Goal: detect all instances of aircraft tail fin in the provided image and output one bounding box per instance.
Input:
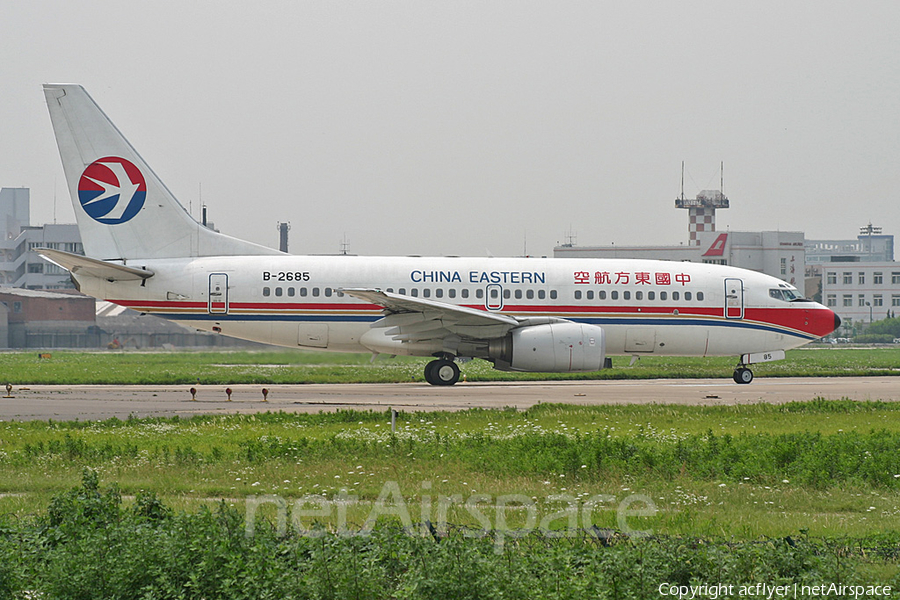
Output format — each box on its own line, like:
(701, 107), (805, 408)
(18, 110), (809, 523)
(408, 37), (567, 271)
(43, 84), (281, 261)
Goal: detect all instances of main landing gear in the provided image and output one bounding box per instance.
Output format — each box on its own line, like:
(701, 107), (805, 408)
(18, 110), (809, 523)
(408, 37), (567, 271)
(424, 358), (460, 386)
(733, 365), (753, 384)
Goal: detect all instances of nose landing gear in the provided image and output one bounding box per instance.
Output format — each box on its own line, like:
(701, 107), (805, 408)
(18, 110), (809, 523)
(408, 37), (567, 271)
(733, 366), (753, 384)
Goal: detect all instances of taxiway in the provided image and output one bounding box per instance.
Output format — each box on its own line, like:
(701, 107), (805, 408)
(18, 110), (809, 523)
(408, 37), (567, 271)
(0, 377), (897, 421)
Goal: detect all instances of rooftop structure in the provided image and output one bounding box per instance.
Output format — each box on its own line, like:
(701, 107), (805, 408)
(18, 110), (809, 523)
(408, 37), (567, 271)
(675, 163), (729, 246)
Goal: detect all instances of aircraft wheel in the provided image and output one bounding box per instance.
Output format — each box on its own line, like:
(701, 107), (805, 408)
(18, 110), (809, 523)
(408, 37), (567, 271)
(733, 367), (753, 384)
(424, 360), (439, 385)
(425, 359), (460, 386)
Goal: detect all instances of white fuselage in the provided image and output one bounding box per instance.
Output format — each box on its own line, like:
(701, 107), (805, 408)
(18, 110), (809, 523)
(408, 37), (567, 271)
(78, 255), (836, 358)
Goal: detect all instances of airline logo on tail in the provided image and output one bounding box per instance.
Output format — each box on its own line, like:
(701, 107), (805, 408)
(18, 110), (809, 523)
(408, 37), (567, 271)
(702, 233), (728, 257)
(77, 157), (147, 224)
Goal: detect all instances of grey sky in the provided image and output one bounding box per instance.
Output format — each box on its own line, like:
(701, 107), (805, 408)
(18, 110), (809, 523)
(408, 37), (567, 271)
(2, 1), (899, 257)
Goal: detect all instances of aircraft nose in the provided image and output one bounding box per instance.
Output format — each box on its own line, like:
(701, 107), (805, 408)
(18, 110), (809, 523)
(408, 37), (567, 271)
(833, 311), (842, 331)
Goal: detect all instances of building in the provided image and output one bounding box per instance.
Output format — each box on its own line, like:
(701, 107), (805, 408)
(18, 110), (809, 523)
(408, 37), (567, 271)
(0, 188), (84, 289)
(555, 230), (806, 287)
(821, 262), (900, 326)
(0, 287), (97, 348)
(555, 186), (805, 286)
(806, 224), (894, 265)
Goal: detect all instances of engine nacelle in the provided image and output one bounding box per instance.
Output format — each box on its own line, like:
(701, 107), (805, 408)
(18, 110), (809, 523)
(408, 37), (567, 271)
(489, 322), (606, 373)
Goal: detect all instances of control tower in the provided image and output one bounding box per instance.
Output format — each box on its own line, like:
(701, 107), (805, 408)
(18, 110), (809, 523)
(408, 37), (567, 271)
(675, 163), (729, 245)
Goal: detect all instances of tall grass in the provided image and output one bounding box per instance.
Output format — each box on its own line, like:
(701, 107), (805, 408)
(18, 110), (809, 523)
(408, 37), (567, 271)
(2, 402), (900, 542)
(0, 471), (895, 597)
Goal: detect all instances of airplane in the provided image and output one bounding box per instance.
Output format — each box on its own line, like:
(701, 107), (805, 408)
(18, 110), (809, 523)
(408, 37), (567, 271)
(39, 84), (840, 386)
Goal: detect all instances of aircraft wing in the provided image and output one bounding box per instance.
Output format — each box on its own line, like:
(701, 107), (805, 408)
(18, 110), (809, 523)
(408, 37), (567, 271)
(341, 288), (520, 343)
(37, 248), (154, 282)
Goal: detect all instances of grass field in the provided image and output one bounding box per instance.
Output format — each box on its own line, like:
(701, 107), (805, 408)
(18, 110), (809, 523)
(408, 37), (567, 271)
(0, 345), (898, 385)
(1, 347), (899, 592)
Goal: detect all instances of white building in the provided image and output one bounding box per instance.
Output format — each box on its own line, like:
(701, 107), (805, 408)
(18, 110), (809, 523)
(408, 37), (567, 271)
(821, 262), (900, 325)
(806, 230), (893, 264)
(555, 229), (806, 287)
(0, 188), (84, 289)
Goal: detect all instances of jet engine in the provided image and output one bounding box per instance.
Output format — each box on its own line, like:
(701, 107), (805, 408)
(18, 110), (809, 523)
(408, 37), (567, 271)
(488, 322), (606, 373)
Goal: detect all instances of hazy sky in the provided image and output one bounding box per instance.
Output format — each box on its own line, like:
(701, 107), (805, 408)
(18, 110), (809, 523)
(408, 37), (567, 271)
(2, 1), (899, 257)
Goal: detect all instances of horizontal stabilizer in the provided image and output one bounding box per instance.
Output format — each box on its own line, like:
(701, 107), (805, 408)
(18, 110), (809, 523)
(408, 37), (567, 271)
(37, 248), (154, 282)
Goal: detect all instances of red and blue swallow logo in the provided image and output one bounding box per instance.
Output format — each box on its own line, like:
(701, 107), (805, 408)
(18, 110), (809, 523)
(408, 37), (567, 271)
(77, 157), (147, 224)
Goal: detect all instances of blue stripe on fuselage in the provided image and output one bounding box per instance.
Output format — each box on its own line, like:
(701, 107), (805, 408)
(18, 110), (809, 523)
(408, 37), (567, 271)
(152, 312), (817, 341)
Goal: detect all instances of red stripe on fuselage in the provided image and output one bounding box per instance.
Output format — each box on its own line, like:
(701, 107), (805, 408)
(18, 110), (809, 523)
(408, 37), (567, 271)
(108, 298), (834, 338)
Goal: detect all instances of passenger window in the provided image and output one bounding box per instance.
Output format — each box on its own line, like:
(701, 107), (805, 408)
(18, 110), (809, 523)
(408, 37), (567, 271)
(697, 292), (704, 301)
(660, 291), (667, 301)
(476, 289), (484, 299)
(448, 289), (456, 299)
(587, 290), (594, 300)
(599, 291), (606, 300)
(436, 289), (443, 298)
(275, 287), (283, 297)
(300, 288), (308, 297)
(288, 287), (295, 297)
(324, 288), (332, 297)
(575, 290), (582, 300)
(423, 289), (431, 298)
(648, 291), (655, 301)
(263, 287), (271, 297)
(538, 290), (546, 300)
(515, 289), (522, 299)
(526, 290), (534, 300)
(685, 292), (692, 301)
(411, 289), (419, 297)
(398, 288), (406, 295)
(503, 290), (511, 299)
(623, 291), (631, 300)
(312, 288), (320, 297)
(462, 289), (469, 299)
(611, 291), (619, 300)
(673, 291), (680, 301)
(550, 290), (558, 300)
(635, 291), (642, 300)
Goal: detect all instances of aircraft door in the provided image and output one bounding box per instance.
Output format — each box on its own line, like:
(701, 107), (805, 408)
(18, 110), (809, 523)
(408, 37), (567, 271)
(209, 273), (229, 314)
(724, 278), (744, 319)
(485, 284), (504, 311)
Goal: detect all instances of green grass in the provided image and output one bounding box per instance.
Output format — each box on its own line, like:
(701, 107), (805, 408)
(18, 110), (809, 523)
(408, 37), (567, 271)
(4, 472), (893, 597)
(0, 345), (898, 384)
(1, 402), (899, 588)
(2, 402), (900, 546)
(1, 349), (898, 587)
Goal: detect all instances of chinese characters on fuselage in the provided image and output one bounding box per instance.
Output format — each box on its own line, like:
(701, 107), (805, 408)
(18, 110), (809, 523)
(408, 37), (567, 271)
(573, 271), (691, 286)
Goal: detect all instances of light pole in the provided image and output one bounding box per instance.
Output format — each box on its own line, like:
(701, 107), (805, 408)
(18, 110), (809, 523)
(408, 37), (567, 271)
(866, 301), (873, 324)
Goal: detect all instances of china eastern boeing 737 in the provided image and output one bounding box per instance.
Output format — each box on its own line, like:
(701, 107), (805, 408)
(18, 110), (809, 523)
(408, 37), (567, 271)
(39, 84), (840, 385)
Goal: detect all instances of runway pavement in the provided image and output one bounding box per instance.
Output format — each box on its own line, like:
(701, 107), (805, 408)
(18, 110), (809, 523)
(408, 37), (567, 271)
(0, 377), (897, 421)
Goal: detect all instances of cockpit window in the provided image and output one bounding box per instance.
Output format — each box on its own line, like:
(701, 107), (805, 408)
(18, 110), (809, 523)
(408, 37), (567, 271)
(770, 288), (804, 302)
